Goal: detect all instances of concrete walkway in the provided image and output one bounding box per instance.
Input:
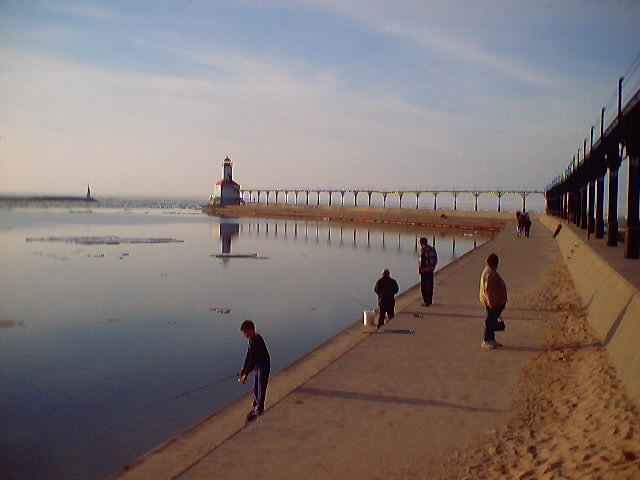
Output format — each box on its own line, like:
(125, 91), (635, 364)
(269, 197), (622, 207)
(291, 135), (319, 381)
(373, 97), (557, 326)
(116, 219), (561, 480)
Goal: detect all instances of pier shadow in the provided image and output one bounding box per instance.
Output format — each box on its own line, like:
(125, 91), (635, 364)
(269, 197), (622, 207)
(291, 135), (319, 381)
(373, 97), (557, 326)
(381, 329), (415, 334)
(501, 342), (602, 353)
(404, 310), (541, 322)
(403, 311), (485, 320)
(296, 387), (504, 413)
(500, 345), (547, 353)
(361, 329), (415, 335)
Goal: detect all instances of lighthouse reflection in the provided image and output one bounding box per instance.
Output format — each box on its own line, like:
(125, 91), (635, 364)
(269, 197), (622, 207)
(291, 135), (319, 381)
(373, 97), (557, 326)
(217, 221), (240, 263)
(215, 219), (490, 257)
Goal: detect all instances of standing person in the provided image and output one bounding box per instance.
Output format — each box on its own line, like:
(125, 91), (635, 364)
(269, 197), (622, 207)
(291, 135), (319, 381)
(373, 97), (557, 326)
(523, 212), (532, 238)
(238, 320), (271, 422)
(479, 253), (508, 349)
(418, 237), (438, 306)
(373, 268), (399, 329)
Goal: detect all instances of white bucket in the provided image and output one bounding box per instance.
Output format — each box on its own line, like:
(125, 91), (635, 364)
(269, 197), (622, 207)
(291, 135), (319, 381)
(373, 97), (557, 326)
(363, 310), (377, 327)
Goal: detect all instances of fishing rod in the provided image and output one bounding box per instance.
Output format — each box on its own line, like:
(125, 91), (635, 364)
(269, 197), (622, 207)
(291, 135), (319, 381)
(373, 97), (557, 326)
(136, 372), (240, 414)
(335, 289), (376, 311)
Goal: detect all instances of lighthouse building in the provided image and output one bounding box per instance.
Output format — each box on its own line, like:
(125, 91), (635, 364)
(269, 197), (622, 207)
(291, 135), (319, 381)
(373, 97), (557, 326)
(210, 157), (241, 206)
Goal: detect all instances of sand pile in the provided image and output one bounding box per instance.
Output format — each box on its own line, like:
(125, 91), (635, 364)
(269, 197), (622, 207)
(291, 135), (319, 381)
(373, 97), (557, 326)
(439, 265), (640, 480)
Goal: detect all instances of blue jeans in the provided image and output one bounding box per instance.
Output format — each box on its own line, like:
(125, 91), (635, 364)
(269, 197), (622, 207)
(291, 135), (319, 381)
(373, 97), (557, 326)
(252, 364), (270, 414)
(484, 304), (505, 342)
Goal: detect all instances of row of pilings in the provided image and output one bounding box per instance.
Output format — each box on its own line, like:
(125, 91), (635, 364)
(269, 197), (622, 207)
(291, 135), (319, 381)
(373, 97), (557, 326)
(546, 76), (640, 259)
(239, 189), (544, 213)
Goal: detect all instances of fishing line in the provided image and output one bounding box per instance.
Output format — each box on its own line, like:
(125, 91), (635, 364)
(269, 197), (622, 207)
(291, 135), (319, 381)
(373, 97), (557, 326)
(136, 373), (239, 414)
(334, 289), (376, 311)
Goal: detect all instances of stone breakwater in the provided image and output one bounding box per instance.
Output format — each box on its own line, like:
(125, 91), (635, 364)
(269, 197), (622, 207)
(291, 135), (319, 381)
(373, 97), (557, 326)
(202, 204), (509, 232)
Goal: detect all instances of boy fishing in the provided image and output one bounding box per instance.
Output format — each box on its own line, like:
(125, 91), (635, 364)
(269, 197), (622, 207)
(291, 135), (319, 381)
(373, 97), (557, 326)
(238, 320), (271, 422)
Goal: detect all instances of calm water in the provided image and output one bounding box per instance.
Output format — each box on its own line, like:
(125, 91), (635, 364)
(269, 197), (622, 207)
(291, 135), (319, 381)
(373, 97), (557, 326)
(0, 207), (491, 479)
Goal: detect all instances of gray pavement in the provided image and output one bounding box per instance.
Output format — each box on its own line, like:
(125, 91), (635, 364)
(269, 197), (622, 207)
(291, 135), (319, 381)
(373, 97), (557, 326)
(170, 220), (561, 480)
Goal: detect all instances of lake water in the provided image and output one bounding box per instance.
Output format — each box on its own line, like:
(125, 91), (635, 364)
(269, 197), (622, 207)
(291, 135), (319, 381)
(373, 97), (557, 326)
(0, 206), (491, 479)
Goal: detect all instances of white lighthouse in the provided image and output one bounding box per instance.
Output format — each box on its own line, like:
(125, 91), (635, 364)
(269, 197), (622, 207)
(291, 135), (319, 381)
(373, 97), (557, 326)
(210, 156), (241, 206)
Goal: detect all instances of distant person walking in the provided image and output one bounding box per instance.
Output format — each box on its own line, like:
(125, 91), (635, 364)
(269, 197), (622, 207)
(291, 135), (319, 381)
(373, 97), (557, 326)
(479, 253), (508, 350)
(418, 237), (438, 306)
(373, 268), (399, 329)
(516, 211), (524, 237)
(523, 212), (532, 238)
(238, 320), (271, 422)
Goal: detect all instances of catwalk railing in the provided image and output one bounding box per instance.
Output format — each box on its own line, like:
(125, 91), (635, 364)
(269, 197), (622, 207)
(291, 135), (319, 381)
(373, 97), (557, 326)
(546, 52), (640, 259)
(238, 188), (544, 213)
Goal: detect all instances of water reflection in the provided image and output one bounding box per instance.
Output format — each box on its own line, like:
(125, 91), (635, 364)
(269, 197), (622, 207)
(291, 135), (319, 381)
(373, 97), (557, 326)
(219, 220), (487, 258)
(218, 222), (240, 262)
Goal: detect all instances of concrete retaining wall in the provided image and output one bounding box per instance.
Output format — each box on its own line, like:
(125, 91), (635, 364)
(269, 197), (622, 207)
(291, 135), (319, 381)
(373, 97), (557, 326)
(539, 215), (640, 408)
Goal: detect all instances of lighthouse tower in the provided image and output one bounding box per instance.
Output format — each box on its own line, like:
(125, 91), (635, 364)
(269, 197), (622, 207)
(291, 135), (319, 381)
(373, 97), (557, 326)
(210, 157), (241, 206)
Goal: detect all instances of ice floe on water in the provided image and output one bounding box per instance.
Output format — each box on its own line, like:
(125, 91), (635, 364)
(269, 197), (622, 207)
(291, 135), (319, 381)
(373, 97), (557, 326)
(31, 251), (70, 260)
(25, 236), (184, 245)
(0, 319), (25, 329)
(209, 307), (232, 314)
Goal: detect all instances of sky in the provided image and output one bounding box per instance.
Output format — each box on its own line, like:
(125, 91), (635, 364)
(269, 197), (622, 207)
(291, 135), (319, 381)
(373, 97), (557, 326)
(1, 1), (639, 198)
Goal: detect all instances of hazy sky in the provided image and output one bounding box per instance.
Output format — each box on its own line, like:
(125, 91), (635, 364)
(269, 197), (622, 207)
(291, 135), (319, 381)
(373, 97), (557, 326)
(1, 1), (639, 197)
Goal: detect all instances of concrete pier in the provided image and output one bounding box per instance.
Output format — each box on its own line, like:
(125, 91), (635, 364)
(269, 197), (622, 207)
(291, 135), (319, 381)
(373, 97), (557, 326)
(112, 217), (553, 479)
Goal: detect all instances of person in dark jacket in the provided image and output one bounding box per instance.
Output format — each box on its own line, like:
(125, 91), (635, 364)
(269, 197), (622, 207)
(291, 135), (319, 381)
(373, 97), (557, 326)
(418, 237), (438, 306)
(238, 320), (271, 422)
(523, 212), (532, 238)
(373, 268), (399, 329)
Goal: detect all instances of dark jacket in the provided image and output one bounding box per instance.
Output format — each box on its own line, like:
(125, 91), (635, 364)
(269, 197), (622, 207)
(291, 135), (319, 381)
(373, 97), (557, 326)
(374, 275), (399, 306)
(241, 334), (270, 376)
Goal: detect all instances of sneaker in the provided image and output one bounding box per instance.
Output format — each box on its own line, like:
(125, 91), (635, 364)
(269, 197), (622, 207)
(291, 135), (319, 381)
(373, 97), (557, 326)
(246, 410), (258, 422)
(493, 341), (503, 348)
(481, 341), (497, 349)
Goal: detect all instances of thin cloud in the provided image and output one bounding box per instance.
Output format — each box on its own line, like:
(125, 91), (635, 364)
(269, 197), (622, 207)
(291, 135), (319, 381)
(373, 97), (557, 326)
(0, 47), (463, 193)
(381, 24), (555, 88)
(300, 0), (557, 88)
(41, 1), (126, 22)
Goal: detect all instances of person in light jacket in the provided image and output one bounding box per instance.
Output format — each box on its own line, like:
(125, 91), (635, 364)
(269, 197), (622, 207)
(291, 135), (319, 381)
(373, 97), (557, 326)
(479, 253), (508, 349)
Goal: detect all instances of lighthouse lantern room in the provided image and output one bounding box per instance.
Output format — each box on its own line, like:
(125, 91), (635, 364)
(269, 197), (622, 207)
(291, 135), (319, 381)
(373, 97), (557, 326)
(210, 156), (241, 206)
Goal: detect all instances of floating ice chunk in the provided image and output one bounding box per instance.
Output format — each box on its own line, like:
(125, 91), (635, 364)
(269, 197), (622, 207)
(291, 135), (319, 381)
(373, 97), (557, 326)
(209, 307), (232, 314)
(26, 236), (184, 245)
(211, 253), (258, 258)
(0, 319), (25, 328)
